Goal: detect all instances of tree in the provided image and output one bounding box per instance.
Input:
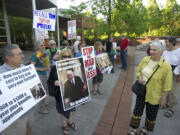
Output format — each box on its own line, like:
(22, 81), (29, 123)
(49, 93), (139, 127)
(161, 0), (180, 35)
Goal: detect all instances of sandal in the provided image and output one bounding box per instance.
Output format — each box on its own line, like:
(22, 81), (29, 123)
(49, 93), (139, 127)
(164, 109), (174, 118)
(93, 90), (97, 95)
(68, 122), (78, 131)
(139, 128), (148, 135)
(62, 126), (70, 135)
(160, 104), (168, 109)
(97, 89), (102, 95)
(128, 129), (137, 135)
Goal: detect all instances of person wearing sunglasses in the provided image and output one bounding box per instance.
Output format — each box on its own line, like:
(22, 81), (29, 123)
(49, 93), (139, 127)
(45, 40), (59, 66)
(48, 48), (78, 135)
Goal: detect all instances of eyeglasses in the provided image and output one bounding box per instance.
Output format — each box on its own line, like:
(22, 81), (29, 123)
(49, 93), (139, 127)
(62, 55), (71, 58)
(40, 45), (45, 47)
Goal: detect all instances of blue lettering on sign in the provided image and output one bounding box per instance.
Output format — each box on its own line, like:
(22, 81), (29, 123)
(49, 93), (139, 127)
(49, 13), (56, 19)
(37, 23), (52, 30)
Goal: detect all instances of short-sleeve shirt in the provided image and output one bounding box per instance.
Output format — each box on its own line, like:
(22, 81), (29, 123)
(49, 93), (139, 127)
(0, 63), (24, 74)
(31, 52), (47, 75)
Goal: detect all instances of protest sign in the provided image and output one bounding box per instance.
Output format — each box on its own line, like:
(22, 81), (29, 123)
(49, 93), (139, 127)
(81, 46), (96, 80)
(33, 10), (56, 31)
(35, 29), (49, 40)
(96, 53), (113, 74)
(0, 64), (46, 132)
(56, 57), (90, 111)
(68, 20), (76, 40)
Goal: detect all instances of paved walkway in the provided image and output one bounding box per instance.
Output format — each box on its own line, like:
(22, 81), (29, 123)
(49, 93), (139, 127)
(22, 47), (180, 135)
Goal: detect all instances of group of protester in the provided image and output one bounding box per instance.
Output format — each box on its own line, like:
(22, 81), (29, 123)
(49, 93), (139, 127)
(128, 36), (180, 135)
(0, 35), (179, 135)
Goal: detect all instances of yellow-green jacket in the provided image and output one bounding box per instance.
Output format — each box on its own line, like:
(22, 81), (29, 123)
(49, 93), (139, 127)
(137, 56), (172, 105)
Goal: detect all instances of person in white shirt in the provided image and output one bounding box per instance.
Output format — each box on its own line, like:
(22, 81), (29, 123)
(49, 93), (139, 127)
(162, 36), (180, 117)
(73, 36), (81, 55)
(112, 38), (117, 59)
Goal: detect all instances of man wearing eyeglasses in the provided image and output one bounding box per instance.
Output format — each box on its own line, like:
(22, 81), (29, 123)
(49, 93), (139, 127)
(0, 44), (32, 135)
(64, 70), (88, 105)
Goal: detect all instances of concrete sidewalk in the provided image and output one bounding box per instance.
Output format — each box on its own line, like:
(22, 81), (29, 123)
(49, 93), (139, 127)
(23, 48), (180, 135)
(130, 49), (180, 135)
(29, 59), (122, 135)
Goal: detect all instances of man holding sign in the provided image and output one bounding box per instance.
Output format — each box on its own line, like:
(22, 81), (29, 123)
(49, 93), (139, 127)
(0, 44), (32, 135)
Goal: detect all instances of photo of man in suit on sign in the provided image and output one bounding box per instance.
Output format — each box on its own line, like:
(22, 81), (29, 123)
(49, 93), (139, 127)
(31, 83), (45, 100)
(64, 70), (88, 104)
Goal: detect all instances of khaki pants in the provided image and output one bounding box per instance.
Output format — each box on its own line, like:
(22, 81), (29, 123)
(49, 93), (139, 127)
(167, 75), (180, 109)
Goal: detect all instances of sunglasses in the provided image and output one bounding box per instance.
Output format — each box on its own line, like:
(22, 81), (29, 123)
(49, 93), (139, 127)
(62, 55), (71, 58)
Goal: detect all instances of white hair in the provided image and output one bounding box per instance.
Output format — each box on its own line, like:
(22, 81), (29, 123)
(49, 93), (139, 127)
(67, 70), (73, 75)
(35, 40), (45, 50)
(76, 36), (81, 41)
(150, 40), (166, 52)
(48, 40), (56, 46)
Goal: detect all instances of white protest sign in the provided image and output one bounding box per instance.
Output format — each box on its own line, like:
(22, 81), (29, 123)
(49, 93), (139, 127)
(81, 46), (96, 80)
(96, 53), (113, 74)
(56, 58), (90, 111)
(35, 29), (49, 40)
(0, 64), (46, 132)
(33, 10), (56, 31)
(68, 20), (76, 40)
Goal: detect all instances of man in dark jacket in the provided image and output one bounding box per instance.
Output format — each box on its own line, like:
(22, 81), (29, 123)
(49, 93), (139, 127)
(64, 70), (87, 103)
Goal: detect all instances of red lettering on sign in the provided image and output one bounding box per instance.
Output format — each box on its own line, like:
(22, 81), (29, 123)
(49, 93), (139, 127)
(83, 47), (93, 56)
(87, 69), (96, 79)
(85, 58), (94, 68)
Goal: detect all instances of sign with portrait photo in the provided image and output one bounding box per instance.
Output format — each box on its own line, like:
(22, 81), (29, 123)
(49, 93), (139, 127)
(0, 64), (46, 132)
(81, 46), (96, 80)
(96, 53), (113, 74)
(56, 57), (90, 111)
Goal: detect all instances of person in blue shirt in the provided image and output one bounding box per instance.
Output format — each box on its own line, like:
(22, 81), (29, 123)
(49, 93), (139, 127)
(74, 43), (86, 57)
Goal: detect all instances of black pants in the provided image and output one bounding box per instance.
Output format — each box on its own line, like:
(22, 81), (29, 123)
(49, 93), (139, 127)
(130, 95), (159, 131)
(109, 54), (114, 72)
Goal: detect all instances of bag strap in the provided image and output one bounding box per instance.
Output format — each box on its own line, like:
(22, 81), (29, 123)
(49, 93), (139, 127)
(145, 60), (164, 86)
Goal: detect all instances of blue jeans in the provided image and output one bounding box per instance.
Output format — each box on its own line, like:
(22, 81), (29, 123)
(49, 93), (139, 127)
(120, 50), (128, 68)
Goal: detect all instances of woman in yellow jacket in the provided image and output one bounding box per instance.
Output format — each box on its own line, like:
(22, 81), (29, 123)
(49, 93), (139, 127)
(128, 41), (172, 135)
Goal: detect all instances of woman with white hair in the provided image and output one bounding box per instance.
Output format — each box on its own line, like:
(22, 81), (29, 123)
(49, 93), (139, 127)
(128, 41), (172, 135)
(31, 40), (50, 114)
(162, 36), (180, 117)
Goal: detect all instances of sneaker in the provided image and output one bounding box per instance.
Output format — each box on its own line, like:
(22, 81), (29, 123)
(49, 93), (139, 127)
(39, 110), (49, 114)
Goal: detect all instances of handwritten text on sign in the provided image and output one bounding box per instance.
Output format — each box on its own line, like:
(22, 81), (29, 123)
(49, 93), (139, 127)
(68, 20), (76, 40)
(0, 64), (46, 132)
(82, 47), (96, 80)
(33, 10), (56, 31)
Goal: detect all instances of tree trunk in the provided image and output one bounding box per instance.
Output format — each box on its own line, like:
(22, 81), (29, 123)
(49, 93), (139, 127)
(108, 0), (112, 38)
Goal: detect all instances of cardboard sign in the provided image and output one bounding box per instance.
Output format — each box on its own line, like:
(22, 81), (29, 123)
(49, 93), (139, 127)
(81, 46), (96, 80)
(96, 53), (113, 74)
(68, 20), (76, 40)
(33, 10), (56, 31)
(56, 57), (90, 111)
(0, 65), (46, 132)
